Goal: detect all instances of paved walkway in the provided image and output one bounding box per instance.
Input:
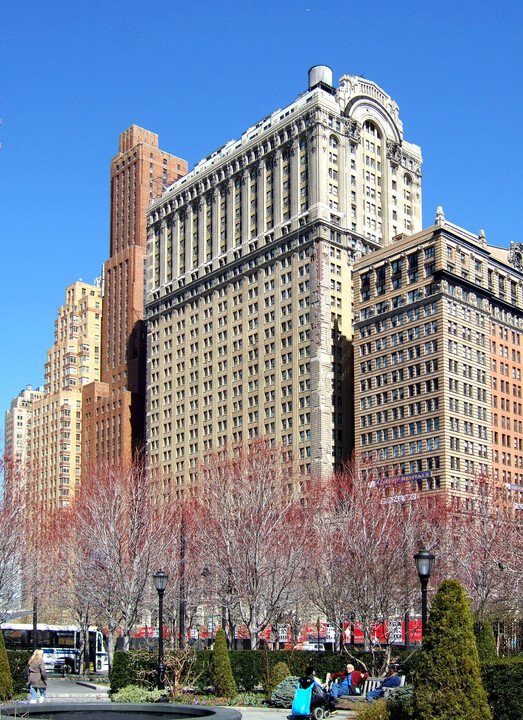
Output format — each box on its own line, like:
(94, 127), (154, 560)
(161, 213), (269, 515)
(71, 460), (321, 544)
(12, 677), (358, 718)
(25, 676), (111, 703)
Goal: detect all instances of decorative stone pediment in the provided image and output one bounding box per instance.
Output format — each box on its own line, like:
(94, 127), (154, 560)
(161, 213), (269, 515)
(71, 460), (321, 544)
(508, 242), (523, 271)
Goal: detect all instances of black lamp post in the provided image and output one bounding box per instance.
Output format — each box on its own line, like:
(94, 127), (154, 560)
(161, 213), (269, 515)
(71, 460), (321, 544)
(153, 569), (168, 690)
(414, 549), (435, 639)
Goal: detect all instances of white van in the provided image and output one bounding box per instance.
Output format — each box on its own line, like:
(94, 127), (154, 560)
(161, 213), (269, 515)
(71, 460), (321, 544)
(301, 641), (326, 652)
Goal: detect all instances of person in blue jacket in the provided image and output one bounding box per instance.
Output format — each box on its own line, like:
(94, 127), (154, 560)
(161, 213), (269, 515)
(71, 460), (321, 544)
(366, 668), (401, 703)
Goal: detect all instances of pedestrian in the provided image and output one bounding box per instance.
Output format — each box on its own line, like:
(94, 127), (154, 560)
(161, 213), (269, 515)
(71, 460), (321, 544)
(27, 649), (48, 703)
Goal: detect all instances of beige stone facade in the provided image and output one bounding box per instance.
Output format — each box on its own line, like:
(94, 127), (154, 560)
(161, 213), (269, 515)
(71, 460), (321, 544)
(3, 385), (44, 504)
(28, 281), (102, 509)
(353, 210), (523, 516)
(145, 68), (422, 497)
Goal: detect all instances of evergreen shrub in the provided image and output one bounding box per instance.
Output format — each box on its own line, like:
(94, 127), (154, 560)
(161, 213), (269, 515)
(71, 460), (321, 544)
(475, 620), (497, 664)
(265, 660), (290, 699)
(411, 579), (492, 720)
(110, 651), (137, 692)
(0, 630), (14, 701)
(270, 675), (299, 708)
(212, 628), (237, 698)
(482, 657), (523, 720)
(6, 650), (31, 695)
(387, 685), (413, 720)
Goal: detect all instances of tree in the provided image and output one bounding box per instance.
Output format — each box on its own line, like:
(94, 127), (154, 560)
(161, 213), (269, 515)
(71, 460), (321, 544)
(63, 457), (179, 667)
(44, 506), (96, 673)
(212, 627), (236, 698)
(307, 460), (417, 656)
(449, 472), (514, 620)
(192, 439), (310, 649)
(0, 500), (23, 624)
(412, 579), (492, 720)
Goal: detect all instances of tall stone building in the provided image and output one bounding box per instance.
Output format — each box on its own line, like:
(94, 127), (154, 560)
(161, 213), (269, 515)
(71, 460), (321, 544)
(145, 67), (423, 497)
(27, 280), (102, 510)
(353, 208), (523, 517)
(82, 126), (188, 469)
(3, 385), (44, 504)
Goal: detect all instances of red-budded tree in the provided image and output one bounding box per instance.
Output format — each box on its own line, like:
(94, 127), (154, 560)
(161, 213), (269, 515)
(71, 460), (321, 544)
(60, 458), (180, 666)
(449, 472), (515, 621)
(0, 499), (23, 624)
(306, 456), (452, 659)
(191, 438), (311, 649)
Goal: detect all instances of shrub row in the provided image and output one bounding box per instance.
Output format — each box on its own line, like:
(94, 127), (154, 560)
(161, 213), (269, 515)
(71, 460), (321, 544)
(111, 648), (523, 718)
(111, 648), (413, 693)
(482, 656), (523, 720)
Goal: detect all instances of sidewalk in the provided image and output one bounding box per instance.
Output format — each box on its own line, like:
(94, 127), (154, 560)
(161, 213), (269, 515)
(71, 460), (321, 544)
(15, 678), (358, 718)
(31, 676), (111, 702)
(238, 709), (357, 720)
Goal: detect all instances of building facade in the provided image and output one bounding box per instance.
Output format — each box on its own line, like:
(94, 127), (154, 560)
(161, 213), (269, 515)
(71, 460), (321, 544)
(28, 280), (102, 510)
(144, 67), (423, 497)
(353, 209), (523, 516)
(3, 385), (44, 503)
(82, 126), (188, 469)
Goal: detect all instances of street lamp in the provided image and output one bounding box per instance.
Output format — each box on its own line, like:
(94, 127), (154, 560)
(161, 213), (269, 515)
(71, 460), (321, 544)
(153, 569), (168, 690)
(414, 549), (435, 639)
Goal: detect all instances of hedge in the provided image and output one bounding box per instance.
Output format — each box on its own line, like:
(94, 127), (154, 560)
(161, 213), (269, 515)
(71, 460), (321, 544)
(111, 648), (412, 693)
(110, 647), (523, 714)
(482, 657), (523, 720)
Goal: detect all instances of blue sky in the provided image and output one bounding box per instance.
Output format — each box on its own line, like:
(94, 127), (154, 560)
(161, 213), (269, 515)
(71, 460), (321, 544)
(1, 0), (522, 429)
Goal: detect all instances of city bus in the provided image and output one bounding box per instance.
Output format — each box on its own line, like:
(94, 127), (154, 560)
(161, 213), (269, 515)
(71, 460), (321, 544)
(1, 623), (108, 674)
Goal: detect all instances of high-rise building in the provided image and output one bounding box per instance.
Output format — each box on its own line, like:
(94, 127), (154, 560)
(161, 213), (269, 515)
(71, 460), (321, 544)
(3, 385), (44, 504)
(353, 208), (523, 517)
(28, 280), (102, 510)
(82, 126), (188, 469)
(144, 67), (423, 497)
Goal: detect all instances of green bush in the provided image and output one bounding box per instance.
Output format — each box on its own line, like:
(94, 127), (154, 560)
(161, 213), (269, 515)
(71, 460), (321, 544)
(411, 579), (492, 720)
(356, 699), (390, 720)
(265, 660), (290, 699)
(387, 685), (413, 720)
(270, 675), (299, 708)
(475, 620), (497, 664)
(6, 650), (31, 695)
(0, 630), (14, 701)
(112, 684), (166, 703)
(482, 656), (523, 720)
(229, 651), (260, 691)
(212, 628), (237, 698)
(111, 651), (139, 692)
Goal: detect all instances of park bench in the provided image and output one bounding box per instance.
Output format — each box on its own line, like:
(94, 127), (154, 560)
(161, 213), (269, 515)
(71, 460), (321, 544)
(326, 673), (406, 703)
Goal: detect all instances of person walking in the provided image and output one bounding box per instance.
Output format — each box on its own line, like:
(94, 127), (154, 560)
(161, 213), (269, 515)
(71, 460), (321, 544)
(27, 649), (48, 703)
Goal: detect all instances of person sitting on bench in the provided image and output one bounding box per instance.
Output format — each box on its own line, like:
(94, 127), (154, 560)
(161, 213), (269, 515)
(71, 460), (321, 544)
(366, 668), (401, 703)
(330, 663), (368, 701)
